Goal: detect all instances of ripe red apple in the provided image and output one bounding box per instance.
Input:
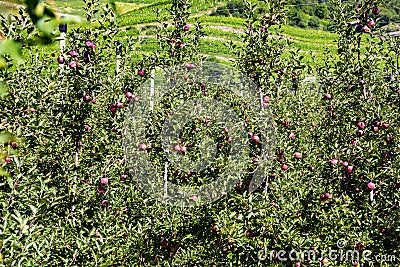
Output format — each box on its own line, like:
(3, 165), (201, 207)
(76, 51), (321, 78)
(83, 95), (91, 102)
(281, 164), (288, 171)
(70, 50), (78, 57)
(325, 93), (332, 99)
(253, 157), (259, 163)
(212, 225), (219, 232)
(289, 133), (295, 140)
(101, 177), (108, 185)
(69, 61), (79, 69)
(180, 146), (187, 153)
(139, 144), (147, 151)
(383, 123), (390, 129)
(179, 43), (185, 49)
(294, 152), (302, 159)
(184, 63), (195, 69)
(11, 142), (18, 149)
(101, 200), (109, 206)
(263, 96), (270, 103)
(91, 98), (97, 103)
(368, 20), (375, 27)
(252, 135), (260, 143)
(341, 161), (348, 167)
(320, 194), (326, 201)
(116, 102), (123, 108)
(5, 157), (12, 163)
(109, 104), (117, 113)
(325, 192), (332, 199)
(227, 137), (232, 143)
(85, 40), (95, 48)
(321, 258), (328, 265)
(357, 122), (365, 129)
(183, 24), (190, 31)
(223, 127), (229, 133)
(57, 56), (64, 64)
(347, 165), (354, 174)
(126, 92), (133, 99)
(97, 187), (105, 194)
(368, 182), (376, 190)
(353, 261), (359, 266)
(173, 144), (181, 151)
(138, 69), (145, 77)
(330, 158), (338, 165)
(244, 229), (254, 237)
(372, 6), (380, 15)
(295, 262), (301, 267)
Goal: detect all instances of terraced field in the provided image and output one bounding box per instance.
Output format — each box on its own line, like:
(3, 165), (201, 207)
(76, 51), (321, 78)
(0, 0), (340, 64)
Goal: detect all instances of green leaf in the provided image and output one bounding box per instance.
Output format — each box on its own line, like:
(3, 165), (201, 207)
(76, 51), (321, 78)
(0, 39), (23, 64)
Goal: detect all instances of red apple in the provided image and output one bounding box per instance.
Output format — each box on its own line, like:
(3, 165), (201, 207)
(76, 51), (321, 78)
(368, 182), (376, 190)
(138, 69), (145, 77)
(281, 164), (288, 171)
(101, 177), (108, 185)
(325, 93), (332, 99)
(372, 6), (380, 15)
(85, 125), (91, 132)
(70, 50), (78, 57)
(139, 144), (147, 151)
(212, 225), (219, 232)
(325, 192), (332, 199)
(263, 96), (270, 103)
(321, 258), (328, 265)
(126, 92), (133, 99)
(253, 157), (259, 163)
(252, 135), (260, 143)
(83, 95), (91, 102)
(180, 146), (187, 153)
(85, 40), (95, 48)
(183, 24), (190, 31)
(97, 187), (105, 194)
(11, 142), (18, 149)
(184, 63), (195, 69)
(57, 56), (64, 64)
(295, 262), (301, 267)
(330, 158), (338, 165)
(294, 152), (302, 159)
(69, 61), (79, 69)
(116, 102), (123, 108)
(368, 20), (375, 27)
(341, 161), (348, 167)
(289, 133), (295, 140)
(101, 200), (109, 206)
(173, 145), (181, 151)
(357, 122), (365, 129)
(347, 165), (354, 174)
(353, 261), (359, 266)
(5, 157), (12, 163)
(109, 104), (117, 113)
